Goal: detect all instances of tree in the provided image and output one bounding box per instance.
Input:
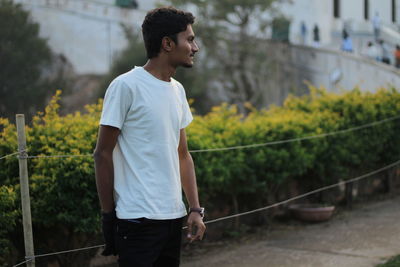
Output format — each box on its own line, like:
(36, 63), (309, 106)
(168, 0), (290, 112)
(0, 0), (61, 120)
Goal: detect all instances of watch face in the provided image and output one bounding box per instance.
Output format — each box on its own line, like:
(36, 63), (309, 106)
(199, 208), (205, 217)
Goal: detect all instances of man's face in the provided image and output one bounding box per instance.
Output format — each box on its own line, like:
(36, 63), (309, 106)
(171, 24), (199, 68)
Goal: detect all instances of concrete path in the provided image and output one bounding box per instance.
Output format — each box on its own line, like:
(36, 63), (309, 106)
(181, 196), (400, 267)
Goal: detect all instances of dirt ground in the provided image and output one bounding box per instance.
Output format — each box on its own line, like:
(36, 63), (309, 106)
(180, 195), (400, 267)
(93, 195), (400, 267)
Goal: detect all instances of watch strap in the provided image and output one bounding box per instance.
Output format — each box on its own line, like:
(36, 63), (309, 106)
(189, 207), (205, 217)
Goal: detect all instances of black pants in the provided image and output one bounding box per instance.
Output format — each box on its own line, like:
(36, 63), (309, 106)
(115, 217), (183, 267)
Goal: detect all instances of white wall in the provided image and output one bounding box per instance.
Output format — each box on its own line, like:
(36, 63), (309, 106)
(341, 0), (363, 22)
(234, 42), (400, 108)
(315, 0), (334, 44)
(282, 0), (335, 45)
(288, 45), (400, 92)
(370, 0), (392, 23)
(282, 0), (400, 46)
(397, 0), (400, 23)
(279, 0), (321, 45)
(13, 0), (159, 74)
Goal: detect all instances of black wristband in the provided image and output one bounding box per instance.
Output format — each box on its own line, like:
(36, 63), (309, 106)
(101, 210), (117, 256)
(101, 210), (116, 222)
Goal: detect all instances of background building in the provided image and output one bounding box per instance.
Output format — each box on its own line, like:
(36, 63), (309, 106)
(282, 0), (400, 49)
(13, 0), (400, 78)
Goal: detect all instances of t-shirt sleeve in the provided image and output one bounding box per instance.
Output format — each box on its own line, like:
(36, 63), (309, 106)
(179, 85), (193, 129)
(100, 79), (132, 129)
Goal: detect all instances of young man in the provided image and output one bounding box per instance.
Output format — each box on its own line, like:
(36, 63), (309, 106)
(94, 7), (205, 267)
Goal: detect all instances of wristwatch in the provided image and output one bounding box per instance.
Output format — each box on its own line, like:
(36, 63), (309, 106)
(189, 207), (205, 218)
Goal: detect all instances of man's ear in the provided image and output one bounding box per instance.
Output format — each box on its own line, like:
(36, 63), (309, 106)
(161, 36), (176, 53)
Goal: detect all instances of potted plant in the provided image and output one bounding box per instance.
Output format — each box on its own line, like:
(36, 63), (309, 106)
(288, 203), (335, 222)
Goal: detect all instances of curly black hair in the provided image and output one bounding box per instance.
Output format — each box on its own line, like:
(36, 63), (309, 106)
(142, 7), (195, 59)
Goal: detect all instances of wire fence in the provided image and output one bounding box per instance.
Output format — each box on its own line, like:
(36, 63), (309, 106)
(11, 158), (400, 267)
(1, 114), (399, 160)
(13, 258), (33, 267)
(4, 114), (400, 266)
(189, 114), (400, 153)
(0, 151), (20, 160)
(27, 154), (93, 159)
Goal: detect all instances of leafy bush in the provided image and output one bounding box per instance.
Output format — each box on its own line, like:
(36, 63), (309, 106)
(0, 186), (18, 265)
(0, 87), (399, 265)
(187, 86), (400, 214)
(283, 86), (400, 184)
(378, 255), (400, 267)
(0, 91), (102, 266)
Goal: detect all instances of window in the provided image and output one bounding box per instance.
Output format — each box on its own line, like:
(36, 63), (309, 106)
(364, 0), (369, 20)
(333, 0), (340, 18)
(115, 0), (138, 9)
(392, 0), (397, 22)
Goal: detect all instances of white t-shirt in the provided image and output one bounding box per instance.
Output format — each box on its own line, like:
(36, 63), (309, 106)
(100, 66), (193, 220)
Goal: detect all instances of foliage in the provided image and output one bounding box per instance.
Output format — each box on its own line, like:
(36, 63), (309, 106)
(283, 86), (400, 184)
(0, 87), (399, 265)
(0, 91), (102, 266)
(186, 86), (400, 213)
(0, 0), (59, 120)
(0, 186), (18, 265)
(378, 255), (400, 267)
(167, 0), (290, 111)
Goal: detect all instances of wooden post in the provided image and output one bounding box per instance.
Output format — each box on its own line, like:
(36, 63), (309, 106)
(16, 114), (35, 267)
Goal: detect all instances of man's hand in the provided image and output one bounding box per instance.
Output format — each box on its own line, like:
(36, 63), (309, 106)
(186, 212), (206, 242)
(101, 210), (117, 256)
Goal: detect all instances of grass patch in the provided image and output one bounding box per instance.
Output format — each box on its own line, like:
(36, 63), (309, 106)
(378, 255), (400, 267)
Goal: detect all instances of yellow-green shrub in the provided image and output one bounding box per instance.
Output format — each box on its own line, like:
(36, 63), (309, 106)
(0, 91), (102, 266)
(0, 186), (18, 266)
(0, 87), (399, 265)
(187, 87), (400, 214)
(283, 87), (400, 184)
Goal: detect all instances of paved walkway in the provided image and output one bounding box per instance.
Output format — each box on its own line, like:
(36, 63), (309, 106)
(181, 196), (400, 267)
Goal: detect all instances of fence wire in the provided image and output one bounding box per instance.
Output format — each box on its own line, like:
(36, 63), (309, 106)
(12, 258), (33, 267)
(12, 159), (400, 267)
(2, 114), (399, 160)
(189, 114), (400, 153)
(5, 115), (400, 266)
(0, 151), (19, 160)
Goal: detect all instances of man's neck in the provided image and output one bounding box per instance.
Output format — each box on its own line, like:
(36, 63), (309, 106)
(143, 58), (176, 82)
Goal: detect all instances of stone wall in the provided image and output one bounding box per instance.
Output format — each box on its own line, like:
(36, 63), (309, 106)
(258, 43), (400, 108)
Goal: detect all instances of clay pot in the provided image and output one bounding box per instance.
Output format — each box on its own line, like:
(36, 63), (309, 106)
(289, 204), (335, 222)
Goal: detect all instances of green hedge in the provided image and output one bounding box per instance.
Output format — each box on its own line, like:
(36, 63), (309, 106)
(0, 87), (399, 265)
(378, 255), (400, 267)
(187, 87), (400, 214)
(0, 92), (101, 266)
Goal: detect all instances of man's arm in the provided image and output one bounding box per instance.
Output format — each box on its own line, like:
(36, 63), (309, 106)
(94, 125), (120, 212)
(178, 128), (206, 242)
(94, 125), (120, 256)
